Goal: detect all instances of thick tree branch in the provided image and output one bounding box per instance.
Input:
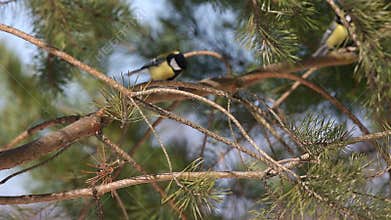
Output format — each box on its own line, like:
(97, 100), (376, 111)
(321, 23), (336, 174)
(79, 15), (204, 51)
(0, 147), (67, 184)
(1, 115), (80, 151)
(0, 114), (102, 170)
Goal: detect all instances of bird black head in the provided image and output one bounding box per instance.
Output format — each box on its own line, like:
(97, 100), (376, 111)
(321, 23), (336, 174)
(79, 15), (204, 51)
(167, 51), (187, 73)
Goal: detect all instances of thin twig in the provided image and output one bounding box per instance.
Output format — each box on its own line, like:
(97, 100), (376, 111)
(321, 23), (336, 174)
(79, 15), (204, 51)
(199, 109), (215, 162)
(238, 97), (295, 155)
(368, 166), (391, 178)
(267, 107), (305, 149)
(209, 124), (257, 168)
(272, 68), (317, 109)
(184, 50), (232, 76)
(97, 134), (187, 220)
(0, 147), (68, 185)
(0, 23), (134, 98)
(262, 126), (279, 159)
(112, 190), (129, 220)
(77, 199), (94, 220)
(134, 89), (293, 175)
(138, 100), (263, 161)
(129, 101), (180, 156)
(227, 99), (247, 167)
(92, 187), (104, 220)
(128, 97), (185, 190)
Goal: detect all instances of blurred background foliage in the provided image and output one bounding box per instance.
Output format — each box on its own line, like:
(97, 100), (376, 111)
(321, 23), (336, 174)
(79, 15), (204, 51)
(0, 0), (390, 219)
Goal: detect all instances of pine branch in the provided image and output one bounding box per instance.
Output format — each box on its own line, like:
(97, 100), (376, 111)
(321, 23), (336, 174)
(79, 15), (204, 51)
(133, 89), (296, 177)
(0, 23), (133, 98)
(1, 129), (391, 207)
(238, 96), (295, 154)
(0, 170), (299, 205)
(0, 22), (375, 177)
(134, 76), (367, 139)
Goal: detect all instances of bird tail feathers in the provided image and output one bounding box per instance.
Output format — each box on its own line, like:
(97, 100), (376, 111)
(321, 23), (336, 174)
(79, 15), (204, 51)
(127, 66), (147, 76)
(312, 45), (329, 57)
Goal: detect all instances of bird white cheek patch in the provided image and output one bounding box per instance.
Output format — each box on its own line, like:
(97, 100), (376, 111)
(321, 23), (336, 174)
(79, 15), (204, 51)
(345, 15), (352, 23)
(170, 59), (182, 71)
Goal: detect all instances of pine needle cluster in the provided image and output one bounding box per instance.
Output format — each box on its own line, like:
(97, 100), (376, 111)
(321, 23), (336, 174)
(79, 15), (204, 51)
(238, 0), (318, 65)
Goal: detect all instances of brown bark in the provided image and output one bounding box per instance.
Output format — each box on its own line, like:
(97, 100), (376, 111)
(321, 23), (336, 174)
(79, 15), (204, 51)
(0, 114), (102, 170)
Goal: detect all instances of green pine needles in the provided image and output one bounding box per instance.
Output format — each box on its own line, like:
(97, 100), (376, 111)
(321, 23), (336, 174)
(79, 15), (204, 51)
(238, 0), (318, 65)
(98, 76), (144, 126)
(343, 0), (391, 118)
(291, 114), (351, 156)
(164, 158), (225, 220)
(250, 114), (391, 219)
(255, 151), (382, 219)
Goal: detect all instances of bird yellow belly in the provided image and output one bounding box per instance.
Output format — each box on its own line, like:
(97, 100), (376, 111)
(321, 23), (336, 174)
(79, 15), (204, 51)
(326, 24), (348, 48)
(149, 62), (175, 81)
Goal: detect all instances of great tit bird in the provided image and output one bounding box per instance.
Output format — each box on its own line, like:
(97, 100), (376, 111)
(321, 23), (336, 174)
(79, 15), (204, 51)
(128, 51), (187, 81)
(313, 14), (352, 57)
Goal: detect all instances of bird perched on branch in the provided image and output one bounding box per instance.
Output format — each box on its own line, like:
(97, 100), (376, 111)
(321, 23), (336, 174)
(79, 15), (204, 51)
(128, 51), (187, 81)
(312, 14), (352, 57)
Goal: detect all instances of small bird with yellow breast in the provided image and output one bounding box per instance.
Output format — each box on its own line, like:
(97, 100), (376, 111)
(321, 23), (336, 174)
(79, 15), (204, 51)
(128, 51), (187, 81)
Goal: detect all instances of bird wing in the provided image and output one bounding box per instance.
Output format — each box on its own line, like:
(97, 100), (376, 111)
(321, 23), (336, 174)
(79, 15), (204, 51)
(312, 45), (329, 57)
(312, 22), (337, 57)
(127, 57), (165, 76)
(319, 22), (337, 47)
